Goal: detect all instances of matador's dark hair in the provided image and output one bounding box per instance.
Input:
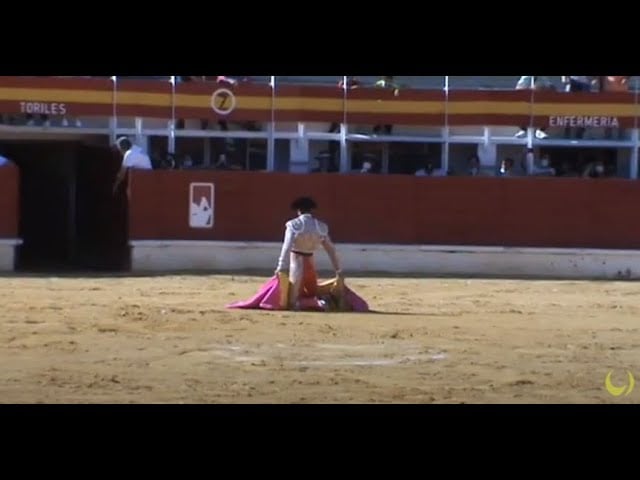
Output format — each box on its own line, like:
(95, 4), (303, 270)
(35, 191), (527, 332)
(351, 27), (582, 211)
(291, 196), (317, 213)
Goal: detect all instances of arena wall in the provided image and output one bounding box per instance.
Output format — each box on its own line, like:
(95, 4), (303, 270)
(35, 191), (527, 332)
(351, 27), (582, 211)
(129, 240), (640, 279)
(129, 171), (640, 250)
(0, 165), (19, 237)
(0, 166), (20, 271)
(3, 165), (640, 277)
(126, 170), (640, 278)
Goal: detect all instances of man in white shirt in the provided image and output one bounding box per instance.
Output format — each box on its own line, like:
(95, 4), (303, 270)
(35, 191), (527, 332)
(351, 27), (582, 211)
(113, 136), (152, 193)
(275, 197), (342, 309)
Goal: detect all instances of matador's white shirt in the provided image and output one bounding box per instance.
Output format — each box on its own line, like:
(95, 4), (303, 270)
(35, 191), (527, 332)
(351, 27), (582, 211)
(276, 214), (329, 271)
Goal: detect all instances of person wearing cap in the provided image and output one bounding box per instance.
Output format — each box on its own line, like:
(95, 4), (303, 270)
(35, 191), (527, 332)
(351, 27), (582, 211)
(274, 196), (343, 309)
(113, 136), (152, 193)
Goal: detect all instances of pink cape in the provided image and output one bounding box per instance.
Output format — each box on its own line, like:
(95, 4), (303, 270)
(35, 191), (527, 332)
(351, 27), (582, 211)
(227, 276), (369, 312)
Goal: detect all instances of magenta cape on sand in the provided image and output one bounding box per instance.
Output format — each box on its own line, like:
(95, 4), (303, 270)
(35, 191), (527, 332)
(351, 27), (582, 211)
(227, 276), (283, 311)
(227, 276), (369, 312)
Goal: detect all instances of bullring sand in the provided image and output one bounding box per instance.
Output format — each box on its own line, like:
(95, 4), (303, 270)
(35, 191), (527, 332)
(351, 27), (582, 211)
(1, 275), (638, 403)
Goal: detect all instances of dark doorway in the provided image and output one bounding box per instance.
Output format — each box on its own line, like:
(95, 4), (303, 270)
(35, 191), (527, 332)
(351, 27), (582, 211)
(75, 144), (130, 270)
(6, 140), (129, 272)
(10, 142), (75, 270)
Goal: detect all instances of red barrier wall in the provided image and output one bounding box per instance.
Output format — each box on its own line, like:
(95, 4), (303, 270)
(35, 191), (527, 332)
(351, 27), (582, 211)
(129, 171), (640, 250)
(0, 165), (19, 238)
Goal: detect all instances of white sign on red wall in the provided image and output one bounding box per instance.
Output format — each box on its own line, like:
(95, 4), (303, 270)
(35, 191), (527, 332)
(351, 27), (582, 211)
(189, 183), (215, 229)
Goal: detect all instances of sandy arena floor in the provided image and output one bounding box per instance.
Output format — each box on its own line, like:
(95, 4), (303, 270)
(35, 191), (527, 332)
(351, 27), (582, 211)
(0, 274), (639, 404)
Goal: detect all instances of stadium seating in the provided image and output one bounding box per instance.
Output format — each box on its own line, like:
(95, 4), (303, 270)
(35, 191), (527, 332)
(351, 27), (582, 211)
(112, 76), (640, 91)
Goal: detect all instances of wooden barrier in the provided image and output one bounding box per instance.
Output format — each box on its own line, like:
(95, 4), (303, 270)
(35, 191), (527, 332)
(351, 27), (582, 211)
(128, 171), (640, 250)
(0, 165), (19, 238)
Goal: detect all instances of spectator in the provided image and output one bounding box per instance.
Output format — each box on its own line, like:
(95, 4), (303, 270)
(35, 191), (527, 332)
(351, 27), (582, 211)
(360, 161), (373, 174)
(215, 76), (238, 86)
(309, 156), (321, 173)
(514, 76), (553, 139)
(116, 136), (152, 168)
(561, 76), (597, 139)
(356, 153), (379, 174)
(415, 160), (446, 177)
(113, 136), (152, 193)
(415, 161), (435, 176)
(215, 153), (243, 171)
(469, 152), (497, 177)
(468, 154), (482, 176)
(313, 151), (337, 173)
(26, 113), (81, 128)
(375, 75), (400, 95)
(562, 76), (595, 93)
(25, 113), (50, 128)
(163, 153), (177, 170)
(215, 153), (230, 170)
(529, 153), (556, 176)
(599, 76), (630, 92)
(339, 76), (361, 90)
(582, 160), (606, 178)
(181, 154), (194, 169)
(499, 157), (515, 177)
(557, 160), (577, 177)
(171, 152), (195, 170)
(153, 151), (176, 170)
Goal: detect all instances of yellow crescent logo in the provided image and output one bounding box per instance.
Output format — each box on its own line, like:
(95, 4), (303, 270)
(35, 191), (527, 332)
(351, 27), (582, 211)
(604, 371), (635, 397)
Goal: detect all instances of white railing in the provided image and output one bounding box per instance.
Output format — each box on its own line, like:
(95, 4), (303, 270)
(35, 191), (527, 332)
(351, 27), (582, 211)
(2, 76), (640, 178)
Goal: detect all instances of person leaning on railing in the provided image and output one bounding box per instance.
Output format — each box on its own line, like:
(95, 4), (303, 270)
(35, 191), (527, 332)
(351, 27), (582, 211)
(113, 136), (153, 194)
